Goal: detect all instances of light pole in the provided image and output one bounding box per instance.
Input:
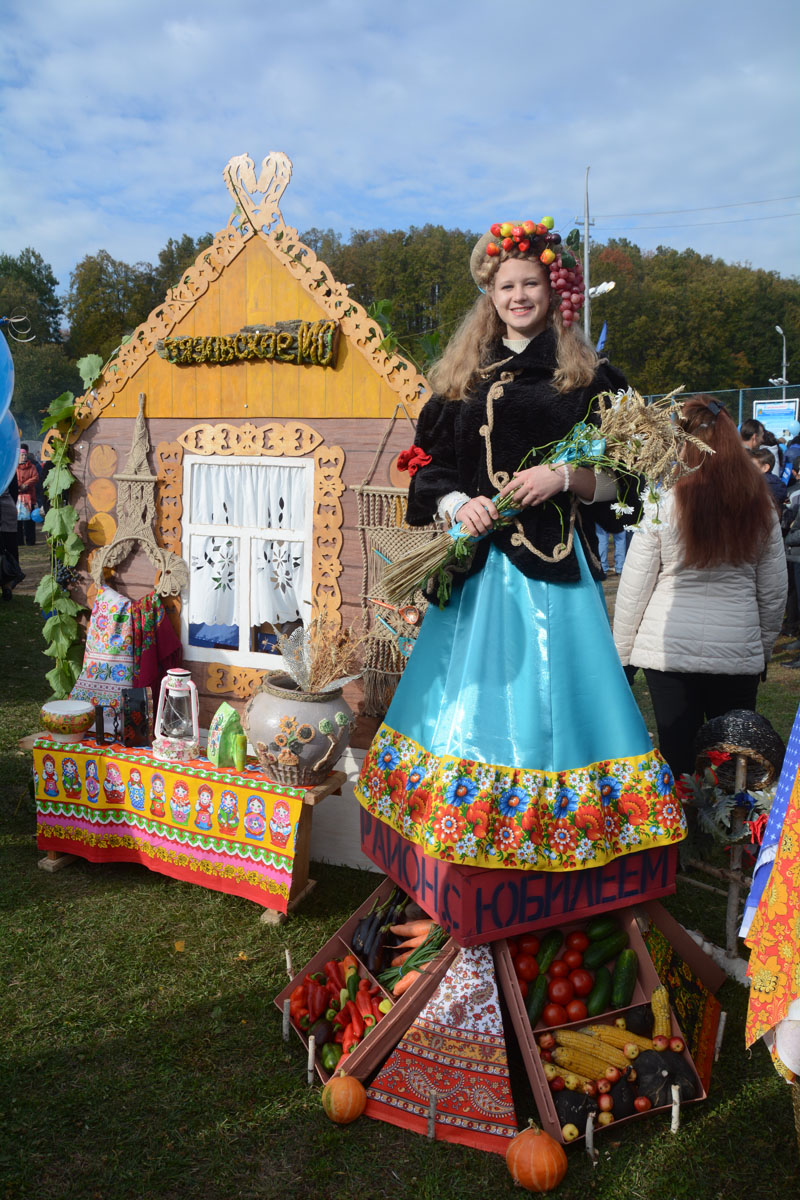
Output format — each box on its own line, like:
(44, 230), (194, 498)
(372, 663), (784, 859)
(583, 167), (591, 339)
(776, 325), (787, 402)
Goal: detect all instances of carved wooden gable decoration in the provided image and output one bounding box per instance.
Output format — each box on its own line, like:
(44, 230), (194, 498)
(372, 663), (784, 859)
(71, 151), (430, 643)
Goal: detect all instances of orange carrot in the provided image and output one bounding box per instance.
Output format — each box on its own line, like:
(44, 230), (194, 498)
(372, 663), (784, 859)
(395, 934), (428, 950)
(392, 969), (421, 996)
(389, 920), (434, 938)
(390, 950), (414, 967)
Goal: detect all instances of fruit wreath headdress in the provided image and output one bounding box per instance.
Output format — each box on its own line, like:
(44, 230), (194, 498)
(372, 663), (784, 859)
(470, 218), (585, 326)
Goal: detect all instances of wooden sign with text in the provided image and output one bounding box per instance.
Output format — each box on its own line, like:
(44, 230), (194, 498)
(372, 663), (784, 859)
(156, 319), (339, 367)
(360, 809), (679, 946)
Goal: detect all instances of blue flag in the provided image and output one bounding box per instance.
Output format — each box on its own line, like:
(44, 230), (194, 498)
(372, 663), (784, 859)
(596, 321), (607, 352)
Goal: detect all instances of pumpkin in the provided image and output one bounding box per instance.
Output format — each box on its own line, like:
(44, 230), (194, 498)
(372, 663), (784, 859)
(321, 1070), (367, 1125)
(506, 1121), (568, 1193)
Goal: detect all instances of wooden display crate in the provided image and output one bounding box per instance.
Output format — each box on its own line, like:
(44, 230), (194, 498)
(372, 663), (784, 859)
(494, 910), (707, 1144)
(274, 877), (458, 1083)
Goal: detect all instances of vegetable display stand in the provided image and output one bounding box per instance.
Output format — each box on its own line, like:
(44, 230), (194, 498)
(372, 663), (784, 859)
(274, 877), (458, 1083)
(32, 736), (343, 916)
(360, 808), (679, 945)
(494, 907), (709, 1144)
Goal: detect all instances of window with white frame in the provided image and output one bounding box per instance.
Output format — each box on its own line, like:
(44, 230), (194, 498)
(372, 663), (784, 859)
(181, 455), (314, 664)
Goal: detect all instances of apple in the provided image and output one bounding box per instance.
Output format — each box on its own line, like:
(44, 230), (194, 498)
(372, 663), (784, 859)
(633, 1096), (652, 1112)
(499, 222), (513, 238)
(536, 223), (548, 235)
(669, 1037), (685, 1054)
(561, 1123), (580, 1142)
(652, 1035), (670, 1052)
(490, 223), (502, 237)
(541, 215), (555, 229)
(581, 1080), (598, 1096)
(563, 1073), (581, 1091)
(624, 1043), (640, 1060)
(538, 1032), (556, 1051)
(597, 1093), (614, 1112)
(541, 1050), (553, 1062)
(543, 1062), (558, 1081)
(502, 237), (514, 251)
(522, 220), (536, 235)
(550, 1075), (566, 1092)
(596, 1079), (612, 1094)
(512, 226), (523, 240)
(604, 1066), (621, 1084)
(597, 1111), (615, 1126)
(486, 242), (500, 257)
(539, 248), (556, 265)
(614, 1018), (627, 1030)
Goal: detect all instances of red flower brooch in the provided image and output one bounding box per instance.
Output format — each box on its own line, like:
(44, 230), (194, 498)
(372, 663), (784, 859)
(396, 444), (432, 477)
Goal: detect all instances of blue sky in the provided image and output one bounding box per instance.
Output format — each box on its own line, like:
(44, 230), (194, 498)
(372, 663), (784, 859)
(0, 0), (798, 294)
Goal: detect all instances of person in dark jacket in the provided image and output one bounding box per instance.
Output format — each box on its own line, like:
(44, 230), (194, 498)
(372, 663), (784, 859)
(354, 217), (686, 876)
(16, 444), (39, 546)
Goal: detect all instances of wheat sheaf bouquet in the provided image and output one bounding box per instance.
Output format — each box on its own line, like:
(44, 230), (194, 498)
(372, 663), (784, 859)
(381, 385), (710, 608)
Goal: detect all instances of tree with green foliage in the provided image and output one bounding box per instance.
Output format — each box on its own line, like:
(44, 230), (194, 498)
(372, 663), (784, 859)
(7, 342), (82, 440)
(0, 247), (64, 342)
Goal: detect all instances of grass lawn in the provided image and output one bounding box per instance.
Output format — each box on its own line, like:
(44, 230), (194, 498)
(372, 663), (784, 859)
(1, 575), (798, 1200)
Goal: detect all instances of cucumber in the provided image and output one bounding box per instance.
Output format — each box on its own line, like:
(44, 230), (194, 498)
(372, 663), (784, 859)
(525, 973), (549, 1028)
(536, 929), (563, 974)
(611, 948), (639, 1009)
(586, 966), (612, 1016)
(583, 930), (629, 971)
(586, 915), (620, 942)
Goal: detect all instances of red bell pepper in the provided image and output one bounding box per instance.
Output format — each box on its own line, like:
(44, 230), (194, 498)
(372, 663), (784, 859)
(371, 996), (383, 1024)
(346, 999), (364, 1040)
(290, 984), (307, 1005)
(332, 1008), (350, 1029)
(355, 990), (373, 1019)
(323, 959), (345, 991)
(307, 980), (326, 1023)
(341, 1022), (359, 1055)
(334, 1027), (345, 1044)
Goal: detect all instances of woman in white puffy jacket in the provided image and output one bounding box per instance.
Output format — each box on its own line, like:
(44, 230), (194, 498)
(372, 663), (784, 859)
(614, 396), (787, 779)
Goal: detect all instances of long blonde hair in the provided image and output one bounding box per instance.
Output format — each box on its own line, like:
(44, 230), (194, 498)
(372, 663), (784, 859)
(427, 250), (598, 400)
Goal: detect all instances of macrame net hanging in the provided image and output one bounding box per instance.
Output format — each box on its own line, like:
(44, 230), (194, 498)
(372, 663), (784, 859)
(354, 405), (440, 718)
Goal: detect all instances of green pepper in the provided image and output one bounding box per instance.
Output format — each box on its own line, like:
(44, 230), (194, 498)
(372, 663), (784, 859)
(321, 1042), (342, 1073)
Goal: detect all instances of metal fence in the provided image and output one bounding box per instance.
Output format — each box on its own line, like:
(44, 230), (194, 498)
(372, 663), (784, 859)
(646, 384), (799, 428)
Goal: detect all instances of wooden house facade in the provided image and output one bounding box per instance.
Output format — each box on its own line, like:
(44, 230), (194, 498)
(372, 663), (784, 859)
(67, 152), (429, 764)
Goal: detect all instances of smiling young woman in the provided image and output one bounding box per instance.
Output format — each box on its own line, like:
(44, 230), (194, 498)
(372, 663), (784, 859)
(355, 216), (687, 874)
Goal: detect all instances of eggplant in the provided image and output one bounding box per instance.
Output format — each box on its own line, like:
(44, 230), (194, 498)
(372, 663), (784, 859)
(308, 1018), (333, 1046)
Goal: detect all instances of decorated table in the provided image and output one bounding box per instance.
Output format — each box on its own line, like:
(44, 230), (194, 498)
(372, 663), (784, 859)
(31, 737), (343, 915)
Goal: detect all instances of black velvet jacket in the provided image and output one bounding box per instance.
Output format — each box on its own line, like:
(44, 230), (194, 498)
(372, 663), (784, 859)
(405, 329), (629, 583)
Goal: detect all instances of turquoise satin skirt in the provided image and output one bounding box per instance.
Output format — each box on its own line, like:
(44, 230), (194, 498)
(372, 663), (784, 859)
(356, 542), (686, 872)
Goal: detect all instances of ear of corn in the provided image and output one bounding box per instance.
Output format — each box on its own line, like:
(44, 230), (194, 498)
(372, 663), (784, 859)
(552, 1045), (615, 1080)
(581, 1024), (654, 1052)
(650, 985), (672, 1039)
(554, 1029), (631, 1071)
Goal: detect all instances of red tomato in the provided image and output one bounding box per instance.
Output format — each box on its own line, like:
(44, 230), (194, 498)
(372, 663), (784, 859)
(566, 932), (590, 952)
(542, 1003), (567, 1027)
(507, 937), (520, 958)
(569, 969), (594, 997)
(517, 978), (529, 999)
(515, 953), (539, 983)
(548, 978), (574, 1005)
(563, 949), (583, 970)
(565, 999), (588, 1022)
(518, 934), (540, 957)
(548, 959), (570, 978)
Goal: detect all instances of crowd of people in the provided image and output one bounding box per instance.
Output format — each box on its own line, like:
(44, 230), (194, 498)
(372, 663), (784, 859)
(0, 442), (47, 601)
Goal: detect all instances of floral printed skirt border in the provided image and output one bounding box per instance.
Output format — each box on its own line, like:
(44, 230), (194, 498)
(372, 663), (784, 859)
(356, 541), (686, 872)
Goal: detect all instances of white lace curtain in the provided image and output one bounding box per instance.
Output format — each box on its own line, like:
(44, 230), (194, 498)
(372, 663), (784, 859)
(187, 463), (307, 630)
(190, 463), (306, 531)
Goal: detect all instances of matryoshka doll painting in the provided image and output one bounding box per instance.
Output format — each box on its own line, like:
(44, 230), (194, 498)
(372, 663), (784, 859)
(170, 780), (191, 825)
(103, 762), (125, 805)
(41, 754), (59, 797)
(217, 789), (239, 833)
(127, 768), (145, 812)
(84, 760), (100, 803)
(268, 799), (293, 849)
(149, 773), (166, 818)
(194, 784), (214, 830)
(61, 756), (82, 800)
(244, 795), (266, 841)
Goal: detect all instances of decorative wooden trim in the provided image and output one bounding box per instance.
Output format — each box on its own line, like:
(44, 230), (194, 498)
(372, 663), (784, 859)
(176, 421), (323, 458)
(70, 151), (429, 434)
(206, 665), (264, 699)
(154, 421), (345, 695)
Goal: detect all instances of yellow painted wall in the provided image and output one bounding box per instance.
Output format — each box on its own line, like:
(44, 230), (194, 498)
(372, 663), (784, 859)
(99, 237), (407, 422)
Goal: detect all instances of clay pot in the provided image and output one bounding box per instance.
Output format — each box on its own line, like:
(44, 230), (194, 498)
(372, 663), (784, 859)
(243, 672), (354, 787)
